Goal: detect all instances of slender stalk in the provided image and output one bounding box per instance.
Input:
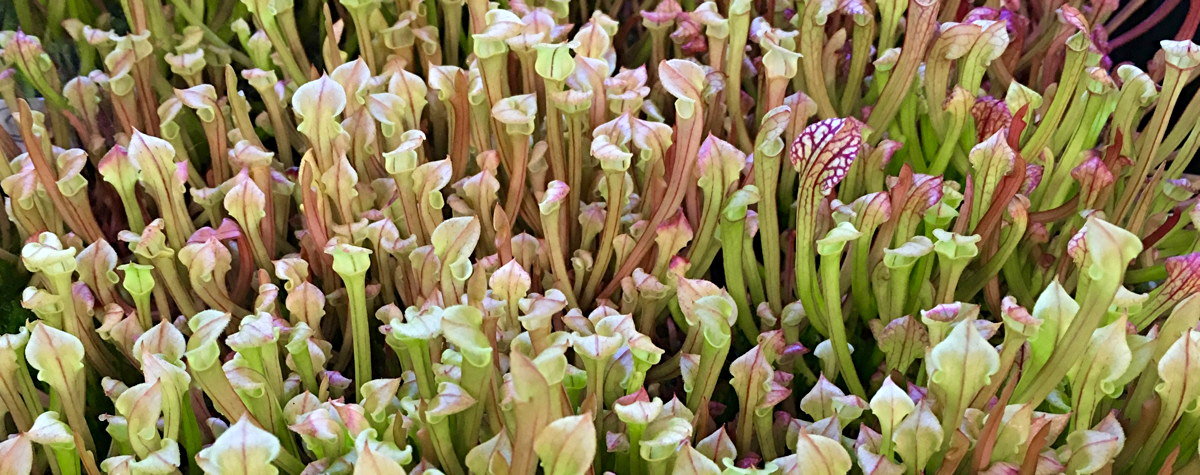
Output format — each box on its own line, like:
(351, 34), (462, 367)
(720, 215), (756, 342)
(725, 0), (754, 149)
(346, 276), (371, 391)
(583, 170), (626, 303)
(820, 252), (866, 397)
(503, 132), (532, 230)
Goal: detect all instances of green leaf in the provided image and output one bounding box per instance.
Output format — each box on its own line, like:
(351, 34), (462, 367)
(1069, 316), (1132, 399)
(1026, 281), (1079, 374)
(353, 430), (412, 475)
(292, 75), (347, 148)
(466, 432), (512, 475)
(1155, 329), (1200, 417)
(534, 414), (596, 474)
(185, 310), (232, 371)
(792, 432), (852, 475)
(869, 377), (914, 439)
(640, 417), (693, 462)
(534, 43), (575, 82)
(196, 415), (282, 474)
(21, 232), (76, 277)
(989, 404), (1033, 463)
(115, 382), (164, 458)
(892, 402), (942, 471)
(658, 59), (706, 119)
(24, 322), (84, 397)
(1072, 217), (1143, 286)
(673, 444), (721, 475)
(27, 412), (74, 450)
(442, 305), (494, 367)
(927, 321), (999, 422)
(800, 375), (846, 421)
(1061, 414), (1125, 474)
(431, 217), (481, 282)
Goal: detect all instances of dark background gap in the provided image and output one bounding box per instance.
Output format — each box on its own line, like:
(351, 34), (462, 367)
(1110, 0), (1200, 174)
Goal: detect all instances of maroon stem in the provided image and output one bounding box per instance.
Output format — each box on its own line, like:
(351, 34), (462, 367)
(1176, 0), (1200, 41)
(1109, 0), (1186, 49)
